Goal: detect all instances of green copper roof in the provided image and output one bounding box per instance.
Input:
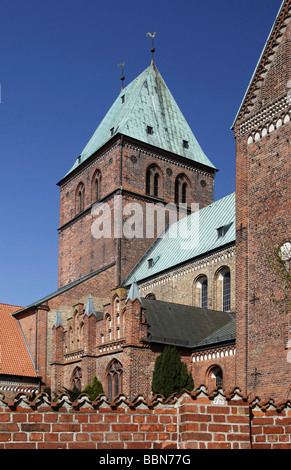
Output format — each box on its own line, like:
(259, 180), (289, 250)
(124, 192), (235, 285)
(66, 63), (216, 176)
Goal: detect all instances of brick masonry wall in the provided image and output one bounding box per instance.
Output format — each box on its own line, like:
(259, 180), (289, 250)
(16, 264), (116, 388)
(58, 135), (215, 289)
(234, 8), (291, 402)
(138, 245), (235, 311)
(0, 387), (290, 449)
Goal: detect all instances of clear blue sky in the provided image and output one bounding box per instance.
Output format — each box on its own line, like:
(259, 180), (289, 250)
(0, 0), (282, 306)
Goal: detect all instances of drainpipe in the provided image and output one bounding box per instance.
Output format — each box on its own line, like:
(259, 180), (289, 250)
(118, 135), (124, 286)
(34, 306), (38, 373)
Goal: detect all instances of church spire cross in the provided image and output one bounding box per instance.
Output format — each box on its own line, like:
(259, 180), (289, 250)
(146, 32), (156, 64)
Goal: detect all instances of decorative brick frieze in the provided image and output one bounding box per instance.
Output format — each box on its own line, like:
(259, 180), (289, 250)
(236, 95), (290, 139)
(139, 245), (235, 294)
(0, 381), (39, 396)
(192, 346), (236, 363)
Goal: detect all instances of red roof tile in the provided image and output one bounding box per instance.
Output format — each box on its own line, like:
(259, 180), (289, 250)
(0, 303), (38, 377)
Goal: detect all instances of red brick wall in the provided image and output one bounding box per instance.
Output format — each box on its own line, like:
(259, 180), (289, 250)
(0, 388), (290, 449)
(58, 136), (215, 288)
(15, 264), (116, 387)
(234, 4), (291, 401)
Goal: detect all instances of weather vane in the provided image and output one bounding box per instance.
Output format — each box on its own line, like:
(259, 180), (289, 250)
(118, 62), (125, 90)
(146, 32), (156, 63)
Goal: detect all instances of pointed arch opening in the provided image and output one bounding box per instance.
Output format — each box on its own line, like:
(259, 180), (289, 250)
(145, 164), (163, 198)
(92, 170), (102, 203)
(71, 367), (82, 391)
(174, 174), (190, 205)
(107, 359), (123, 401)
(76, 182), (85, 214)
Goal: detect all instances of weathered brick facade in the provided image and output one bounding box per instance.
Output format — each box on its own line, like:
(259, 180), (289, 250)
(4, 1), (290, 422)
(233, 0), (291, 401)
(58, 136), (215, 289)
(1, 388), (291, 449)
(138, 244), (235, 311)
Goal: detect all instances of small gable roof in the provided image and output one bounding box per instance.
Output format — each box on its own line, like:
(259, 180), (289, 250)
(0, 303), (38, 378)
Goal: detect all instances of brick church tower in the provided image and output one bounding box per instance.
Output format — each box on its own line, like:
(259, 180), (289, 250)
(56, 58), (217, 295)
(233, 0), (291, 401)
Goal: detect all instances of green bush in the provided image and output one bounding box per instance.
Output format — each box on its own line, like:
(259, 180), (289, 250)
(83, 376), (104, 401)
(152, 346), (194, 399)
(57, 376), (104, 402)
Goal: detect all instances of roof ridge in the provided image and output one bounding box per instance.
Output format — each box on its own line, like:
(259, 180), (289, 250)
(232, 0), (289, 128)
(64, 62), (216, 177)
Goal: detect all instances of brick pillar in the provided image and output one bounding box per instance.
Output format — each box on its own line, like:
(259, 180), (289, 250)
(51, 319), (64, 393)
(122, 295), (150, 399)
(82, 298), (97, 388)
(124, 298), (147, 345)
(35, 303), (49, 383)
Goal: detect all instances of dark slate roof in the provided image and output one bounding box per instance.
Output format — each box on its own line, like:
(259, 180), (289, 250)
(141, 298), (235, 349)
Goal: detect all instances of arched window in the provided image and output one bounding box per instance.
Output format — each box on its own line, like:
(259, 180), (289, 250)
(145, 165), (162, 198)
(201, 278), (208, 309)
(114, 296), (120, 312)
(92, 170), (102, 203)
(194, 275), (208, 309)
(146, 168), (151, 194)
(107, 360), (123, 401)
(72, 367), (82, 391)
(76, 183), (85, 214)
(182, 182), (187, 204)
(211, 366), (223, 387)
(216, 267), (231, 312)
(154, 172), (160, 197)
(145, 293), (156, 300)
(175, 178), (179, 204)
(175, 174), (189, 205)
(223, 271), (231, 312)
(105, 313), (111, 341)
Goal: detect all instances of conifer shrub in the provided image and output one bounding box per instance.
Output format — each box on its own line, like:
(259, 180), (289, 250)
(83, 375), (104, 400)
(152, 345), (194, 399)
(57, 376), (104, 402)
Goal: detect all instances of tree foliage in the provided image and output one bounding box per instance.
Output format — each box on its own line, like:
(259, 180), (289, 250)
(152, 346), (194, 399)
(53, 376), (104, 402)
(83, 375), (104, 400)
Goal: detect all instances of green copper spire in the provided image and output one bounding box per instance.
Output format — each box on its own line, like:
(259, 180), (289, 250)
(84, 293), (97, 317)
(54, 308), (64, 328)
(126, 281), (141, 303)
(66, 63), (216, 177)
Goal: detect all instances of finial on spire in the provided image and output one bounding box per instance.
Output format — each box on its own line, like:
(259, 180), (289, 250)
(146, 32), (156, 64)
(118, 62), (125, 91)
